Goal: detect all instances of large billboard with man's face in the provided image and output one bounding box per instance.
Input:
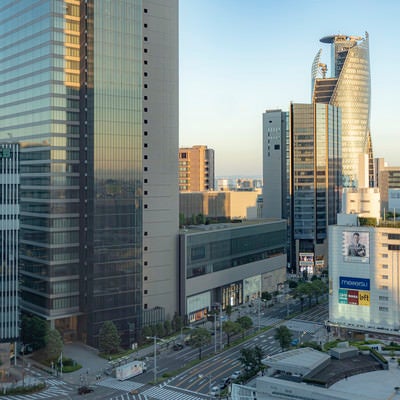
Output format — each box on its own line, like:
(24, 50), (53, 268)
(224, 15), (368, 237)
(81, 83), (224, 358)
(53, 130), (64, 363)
(342, 231), (369, 263)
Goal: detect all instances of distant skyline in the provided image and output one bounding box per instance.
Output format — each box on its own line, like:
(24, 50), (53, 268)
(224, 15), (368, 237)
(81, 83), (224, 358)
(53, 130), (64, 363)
(179, 0), (400, 177)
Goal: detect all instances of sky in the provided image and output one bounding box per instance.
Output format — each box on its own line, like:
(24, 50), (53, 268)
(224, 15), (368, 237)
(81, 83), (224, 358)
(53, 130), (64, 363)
(179, 0), (400, 178)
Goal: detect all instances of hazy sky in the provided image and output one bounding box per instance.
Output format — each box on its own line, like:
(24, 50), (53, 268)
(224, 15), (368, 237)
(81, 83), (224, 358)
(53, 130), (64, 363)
(179, 0), (400, 177)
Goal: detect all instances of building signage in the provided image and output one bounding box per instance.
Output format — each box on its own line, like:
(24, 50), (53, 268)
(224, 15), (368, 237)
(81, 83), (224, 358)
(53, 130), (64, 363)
(338, 277), (370, 306)
(339, 276), (370, 291)
(342, 231), (369, 263)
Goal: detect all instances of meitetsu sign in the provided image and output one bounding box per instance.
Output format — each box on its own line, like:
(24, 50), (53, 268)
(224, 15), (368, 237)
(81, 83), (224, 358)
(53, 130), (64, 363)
(338, 276), (370, 306)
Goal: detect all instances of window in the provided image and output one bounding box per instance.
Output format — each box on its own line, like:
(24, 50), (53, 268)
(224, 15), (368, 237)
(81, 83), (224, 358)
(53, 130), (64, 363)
(144, 8), (148, 13)
(144, 23), (148, 28)
(382, 275), (389, 279)
(144, 179), (148, 183)
(144, 166), (148, 171)
(144, 60), (148, 65)
(144, 131), (148, 136)
(382, 254), (388, 258)
(144, 96), (148, 100)
(144, 191), (148, 195)
(144, 84), (148, 88)
(274, 144), (280, 150)
(144, 120), (148, 124)
(144, 304), (148, 309)
(144, 108), (148, 112)
(144, 261), (148, 266)
(144, 204), (148, 209)
(144, 155), (148, 160)
(144, 37), (148, 41)
(144, 276), (148, 281)
(144, 143), (148, 148)
(144, 246), (148, 251)
(144, 290), (148, 294)
(379, 296), (389, 301)
(382, 264), (388, 269)
(144, 231), (148, 235)
(144, 72), (148, 77)
(144, 49), (148, 53)
(379, 306), (388, 312)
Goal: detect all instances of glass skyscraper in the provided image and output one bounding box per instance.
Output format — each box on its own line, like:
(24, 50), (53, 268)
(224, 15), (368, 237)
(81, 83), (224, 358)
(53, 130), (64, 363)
(312, 33), (373, 188)
(0, 0), (178, 347)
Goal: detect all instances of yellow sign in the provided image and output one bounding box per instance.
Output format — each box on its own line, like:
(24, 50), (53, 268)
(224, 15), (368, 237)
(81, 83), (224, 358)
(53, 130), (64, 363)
(358, 291), (370, 306)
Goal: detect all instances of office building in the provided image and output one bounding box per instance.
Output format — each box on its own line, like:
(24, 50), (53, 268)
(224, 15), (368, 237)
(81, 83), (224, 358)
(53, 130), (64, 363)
(179, 145), (215, 191)
(178, 220), (287, 324)
(374, 159), (400, 215)
(0, 144), (19, 353)
(312, 33), (374, 188)
(262, 104), (342, 273)
(0, 0), (178, 347)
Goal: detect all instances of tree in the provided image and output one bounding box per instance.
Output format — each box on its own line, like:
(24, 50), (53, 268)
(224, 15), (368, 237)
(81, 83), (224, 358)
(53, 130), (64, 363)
(190, 327), (211, 359)
(155, 322), (165, 338)
(98, 321), (120, 355)
(261, 291), (272, 301)
(21, 315), (48, 350)
(236, 316), (253, 338)
(141, 326), (152, 342)
(274, 326), (293, 351)
(239, 345), (264, 373)
(222, 321), (242, 346)
(44, 329), (63, 361)
(311, 279), (327, 304)
(164, 320), (172, 336)
(172, 313), (183, 332)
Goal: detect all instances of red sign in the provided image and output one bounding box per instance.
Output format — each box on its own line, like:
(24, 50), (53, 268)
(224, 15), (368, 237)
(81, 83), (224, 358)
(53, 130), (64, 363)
(347, 290), (359, 305)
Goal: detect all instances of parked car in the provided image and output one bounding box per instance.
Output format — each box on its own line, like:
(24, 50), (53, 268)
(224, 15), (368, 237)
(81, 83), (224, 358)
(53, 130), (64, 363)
(231, 370), (241, 380)
(173, 343), (184, 351)
(218, 376), (230, 389)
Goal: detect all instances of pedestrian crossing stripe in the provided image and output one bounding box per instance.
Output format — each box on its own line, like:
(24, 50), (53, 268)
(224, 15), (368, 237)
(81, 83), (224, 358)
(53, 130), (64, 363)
(142, 386), (205, 400)
(96, 377), (145, 392)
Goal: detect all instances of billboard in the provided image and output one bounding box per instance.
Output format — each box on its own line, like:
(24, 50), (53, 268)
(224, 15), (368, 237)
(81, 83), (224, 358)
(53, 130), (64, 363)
(338, 277), (370, 306)
(342, 231), (369, 263)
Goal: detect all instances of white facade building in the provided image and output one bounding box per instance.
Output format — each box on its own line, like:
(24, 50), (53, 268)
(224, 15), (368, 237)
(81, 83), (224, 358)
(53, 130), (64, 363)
(329, 220), (400, 334)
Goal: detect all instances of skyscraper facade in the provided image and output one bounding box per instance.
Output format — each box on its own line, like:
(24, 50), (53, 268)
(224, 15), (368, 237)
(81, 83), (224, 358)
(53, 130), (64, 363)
(0, 144), (19, 345)
(0, 0), (178, 347)
(312, 33), (373, 189)
(262, 104), (341, 273)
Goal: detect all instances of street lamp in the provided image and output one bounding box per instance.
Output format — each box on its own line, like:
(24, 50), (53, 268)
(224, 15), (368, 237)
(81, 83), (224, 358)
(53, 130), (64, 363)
(146, 336), (158, 383)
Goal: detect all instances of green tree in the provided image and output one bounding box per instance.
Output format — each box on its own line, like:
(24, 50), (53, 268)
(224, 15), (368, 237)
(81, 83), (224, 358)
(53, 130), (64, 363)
(274, 326), (293, 351)
(164, 320), (172, 336)
(236, 316), (253, 338)
(294, 282), (313, 309)
(261, 291), (272, 301)
(222, 320), (242, 346)
(239, 345), (264, 373)
(311, 279), (327, 304)
(21, 315), (48, 350)
(141, 326), (152, 342)
(190, 327), (211, 359)
(155, 322), (165, 338)
(172, 313), (183, 332)
(98, 321), (120, 355)
(44, 329), (63, 361)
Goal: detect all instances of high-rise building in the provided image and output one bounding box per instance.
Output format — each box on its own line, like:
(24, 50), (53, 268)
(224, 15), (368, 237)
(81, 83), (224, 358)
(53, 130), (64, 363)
(179, 145), (215, 191)
(312, 33), (373, 189)
(0, 0), (178, 347)
(0, 144), (19, 346)
(262, 104), (342, 273)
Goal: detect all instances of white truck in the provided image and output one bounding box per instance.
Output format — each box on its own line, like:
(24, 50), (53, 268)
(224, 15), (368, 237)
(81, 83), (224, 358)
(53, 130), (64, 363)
(115, 360), (147, 381)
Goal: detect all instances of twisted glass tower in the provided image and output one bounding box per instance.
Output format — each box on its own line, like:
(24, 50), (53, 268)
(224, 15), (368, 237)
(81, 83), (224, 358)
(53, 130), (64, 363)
(312, 33), (373, 188)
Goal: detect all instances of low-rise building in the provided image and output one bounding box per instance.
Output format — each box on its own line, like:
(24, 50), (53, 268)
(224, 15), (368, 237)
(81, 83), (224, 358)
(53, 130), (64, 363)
(178, 219), (287, 324)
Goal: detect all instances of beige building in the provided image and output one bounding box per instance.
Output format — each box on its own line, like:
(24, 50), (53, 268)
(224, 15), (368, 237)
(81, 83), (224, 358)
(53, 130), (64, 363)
(179, 145), (215, 191)
(180, 190), (260, 221)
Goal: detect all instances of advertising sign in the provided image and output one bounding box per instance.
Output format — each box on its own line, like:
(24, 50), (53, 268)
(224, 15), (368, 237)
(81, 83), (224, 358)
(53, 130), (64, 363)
(342, 231), (369, 263)
(339, 276), (370, 291)
(338, 277), (370, 307)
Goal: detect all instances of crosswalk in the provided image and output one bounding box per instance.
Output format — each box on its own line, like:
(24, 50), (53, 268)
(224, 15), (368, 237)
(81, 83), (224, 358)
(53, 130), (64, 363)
(97, 377), (145, 392)
(142, 385), (206, 400)
(1, 379), (71, 400)
(284, 319), (323, 334)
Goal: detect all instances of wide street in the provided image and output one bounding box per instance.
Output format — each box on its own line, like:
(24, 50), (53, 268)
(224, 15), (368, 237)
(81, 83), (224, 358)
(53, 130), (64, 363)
(4, 302), (328, 400)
